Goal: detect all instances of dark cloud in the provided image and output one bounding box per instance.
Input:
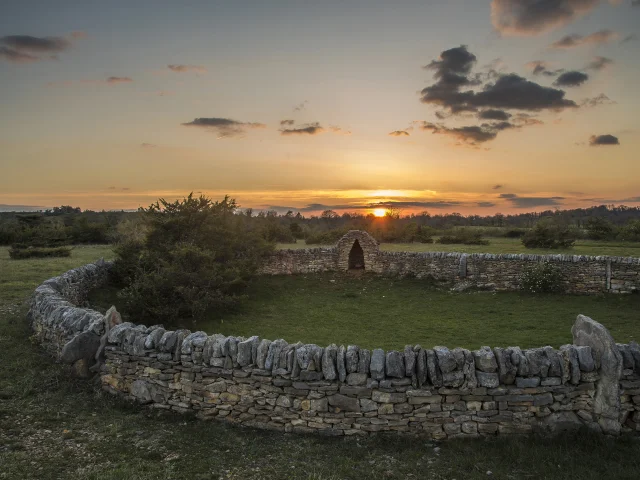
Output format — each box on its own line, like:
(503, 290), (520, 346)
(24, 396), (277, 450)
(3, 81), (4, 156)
(500, 193), (564, 208)
(526, 60), (563, 77)
(550, 30), (618, 49)
(420, 47), (578, 114)
(585, 56), (613, 71)
(553, 71), (589, 87)
(280, 122), (324, 136)
(620, 34), (638, 43)
(492, 184), (503, 190)
(280, 119), (295, 126)
(0, 33), (83, 63)
(478, 109), (512, 121)
(477, 202), (497, 207)
(106, 76), (133, 85)
(580, 93), (616, 107)
(632, 0), (640, 6)
(418, 122), (503, 145)
(513, 113), (544, 126)
(182, 117), (266, 138)
(491, 0), (603, 36)
(167, 64), (207, 74)
(389, 130), (410, 137)
(589, 134), (620, 146)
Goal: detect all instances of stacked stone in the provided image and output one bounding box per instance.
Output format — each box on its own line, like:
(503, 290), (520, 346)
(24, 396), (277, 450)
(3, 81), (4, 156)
(28, 261), (111, 358)
(99, 324), (608, 438)
(617, 342), (640, 432)
(259, 248), (338, 275)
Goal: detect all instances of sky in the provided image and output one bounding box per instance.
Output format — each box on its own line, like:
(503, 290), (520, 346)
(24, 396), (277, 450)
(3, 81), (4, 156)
(1, 0), (639, 215)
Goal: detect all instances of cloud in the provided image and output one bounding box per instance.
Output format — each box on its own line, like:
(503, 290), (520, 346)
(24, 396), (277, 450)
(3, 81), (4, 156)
(182, 117), (267, 138)
(550, 30), (618, 49)
(329, 125), (352, 135)
(500, 193), (565, 208)
(585, 56), (614, 70)
(589, 134), (620, 145)
(280, 122), (324, 136)
(526, 60), (564, 77)
(0, 33), (83, 63)
(492, 184), (504, 190)
(620, 33), (637, 43)
(580, 93), (616, 107)
(420, 47), (578, 113)
(106, 76), (133, 85)
(167, 64), (207, 74)
(417, 121), (519, 145)
(293, 100), (308, 112)
(140, 143), (156, 148)
(633, 0), (640, 5)
(477, 202), (497, 207)
(280, 119), (295, 126)
(553, 71), (589, 87)
(389, 130), (410, 137)
(491, 0), (606, 36)
(478, 109), (512, 121)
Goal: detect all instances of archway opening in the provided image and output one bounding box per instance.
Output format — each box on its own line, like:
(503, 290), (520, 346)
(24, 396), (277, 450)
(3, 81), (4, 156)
(348, 240), (365, 270)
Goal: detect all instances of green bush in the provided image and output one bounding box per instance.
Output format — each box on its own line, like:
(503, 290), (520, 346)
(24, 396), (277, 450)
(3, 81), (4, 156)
(113, 194), (274, 323)
(436, 229), (489, 245)
(585, 217), (616, 240)
(521, 220), (577, 249)
(8, 246), (72, 259)
(520, 262), (565, 293)
(618, 220), (640, 242)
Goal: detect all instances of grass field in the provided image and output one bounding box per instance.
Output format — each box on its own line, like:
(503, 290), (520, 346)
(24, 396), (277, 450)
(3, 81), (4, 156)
(278, 238), (640, 257)
(91, 273), (640, 350)
(2, 245), (640, 479)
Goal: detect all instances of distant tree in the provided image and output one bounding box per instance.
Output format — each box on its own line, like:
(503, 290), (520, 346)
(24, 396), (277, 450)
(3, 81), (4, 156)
(585, 217), (616, 240)
(522, 219), (577, 249)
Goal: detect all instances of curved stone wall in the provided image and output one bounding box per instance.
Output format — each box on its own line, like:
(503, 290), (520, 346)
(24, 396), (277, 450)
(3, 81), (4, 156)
(260, 230), (640, 294)
(29, 261), (640, 438)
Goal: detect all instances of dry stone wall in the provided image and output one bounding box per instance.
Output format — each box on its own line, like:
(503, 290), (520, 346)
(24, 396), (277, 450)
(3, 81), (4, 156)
(260, 230), (640, 294)
(29, 261), (640, 438)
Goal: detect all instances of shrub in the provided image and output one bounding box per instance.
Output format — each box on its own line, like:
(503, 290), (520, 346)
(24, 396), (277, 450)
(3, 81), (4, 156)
(436, 229), (489, 245)
(520, 262), (565, 293)
(8, 246), (72, 259)
(113, 194), (274, 323)
(305, 228), (350, 245)
(503, 228), (527, 238)
(585, 217), (616, 240)
(618, 220), (640, 242)
(70, 217), (110, 243)
(521, 220), (577, 249)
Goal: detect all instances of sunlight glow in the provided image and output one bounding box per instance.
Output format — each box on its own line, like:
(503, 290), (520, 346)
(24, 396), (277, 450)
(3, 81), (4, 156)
(373, 208), (387, 217)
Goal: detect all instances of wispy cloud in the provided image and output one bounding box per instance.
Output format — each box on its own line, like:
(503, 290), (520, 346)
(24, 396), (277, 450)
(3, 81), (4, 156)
(182, 117), (266, 138)
(0, 33), (85, 63)
(280, 122), (324, 136)
(389, 130), (410, 137)
(499, 193), (565, 208)
(549, 30), (618, 49)
(585, 56), (614, 71)
(167, 64), (207, 74)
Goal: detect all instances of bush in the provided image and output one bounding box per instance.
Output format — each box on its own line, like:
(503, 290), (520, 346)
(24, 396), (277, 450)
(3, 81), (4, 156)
(618, 220), (640, 242)
(436, 229), (489, 245)
(520, 262), (565, 293)
(305, 228), (350, 245)
(113, 194), (274, 323)
(521, 220), (577, 249)
(8, 246), (72, 259)
(70, 217), (110, 243)
(503, 228), (527, 238)
(585, 217), (616, 240)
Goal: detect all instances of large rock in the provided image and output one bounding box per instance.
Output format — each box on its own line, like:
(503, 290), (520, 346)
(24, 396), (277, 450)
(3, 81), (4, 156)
(433, 346), (457, 373)
(560, 344), (581, 385)
(346, 345), (359, 373)
(572, 315), (623, 435)
(494, 347), (517, 384)
(473, 346), (498, 373)
(358, 349), (371, 374)
(575, 345), (595, 372)
(509, 346), (529, 376)
(426, 349), (442, 387)
(237, 336), (259, 366)
(385, 350), (405, 378)
(322, 344), (338, 380)
(524, 348), (550, 377)
(60, 330), (101, 364)
(476, 371), (499, 388)
(328, 394), (360, 412)
(130, 380), (152, 404)
(256, 339), (272, 369)
(404, 345), (416, 377)
(337, 345), (347, 382)
(416, 349), (428, 387)
(370, 349), (385, 380)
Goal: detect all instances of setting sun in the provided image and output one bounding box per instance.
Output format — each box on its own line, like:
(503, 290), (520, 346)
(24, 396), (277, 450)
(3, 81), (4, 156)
(373, 208), (386, 217)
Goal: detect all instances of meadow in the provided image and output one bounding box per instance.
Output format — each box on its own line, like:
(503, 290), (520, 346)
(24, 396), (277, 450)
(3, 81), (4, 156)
(2, 245), (640, 479)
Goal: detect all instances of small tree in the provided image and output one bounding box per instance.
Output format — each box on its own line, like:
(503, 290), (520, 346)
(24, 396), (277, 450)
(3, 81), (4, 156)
(521, 219), (576, 249)
(585, 217), (615, 240)
(113, 194), (274, 323)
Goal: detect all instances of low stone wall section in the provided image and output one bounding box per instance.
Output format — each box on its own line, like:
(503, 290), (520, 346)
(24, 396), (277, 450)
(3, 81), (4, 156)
(28, 261), (640, 438)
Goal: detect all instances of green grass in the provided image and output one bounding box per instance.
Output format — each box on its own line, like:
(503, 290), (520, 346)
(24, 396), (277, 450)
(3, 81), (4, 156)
(2, 245), (640, 479)
(90, 273), (640, 351)
(279, 238), (640, 257)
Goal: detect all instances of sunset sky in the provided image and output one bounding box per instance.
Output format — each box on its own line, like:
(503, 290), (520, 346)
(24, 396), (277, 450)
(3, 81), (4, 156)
(1, 1), (639, 215)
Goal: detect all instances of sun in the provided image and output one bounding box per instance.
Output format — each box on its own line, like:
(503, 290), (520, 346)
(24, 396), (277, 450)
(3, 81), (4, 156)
(373, 208), (386, 217)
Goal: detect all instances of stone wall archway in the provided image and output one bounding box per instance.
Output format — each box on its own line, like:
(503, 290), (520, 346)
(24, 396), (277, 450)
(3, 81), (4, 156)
(336, 230), (380, 272)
